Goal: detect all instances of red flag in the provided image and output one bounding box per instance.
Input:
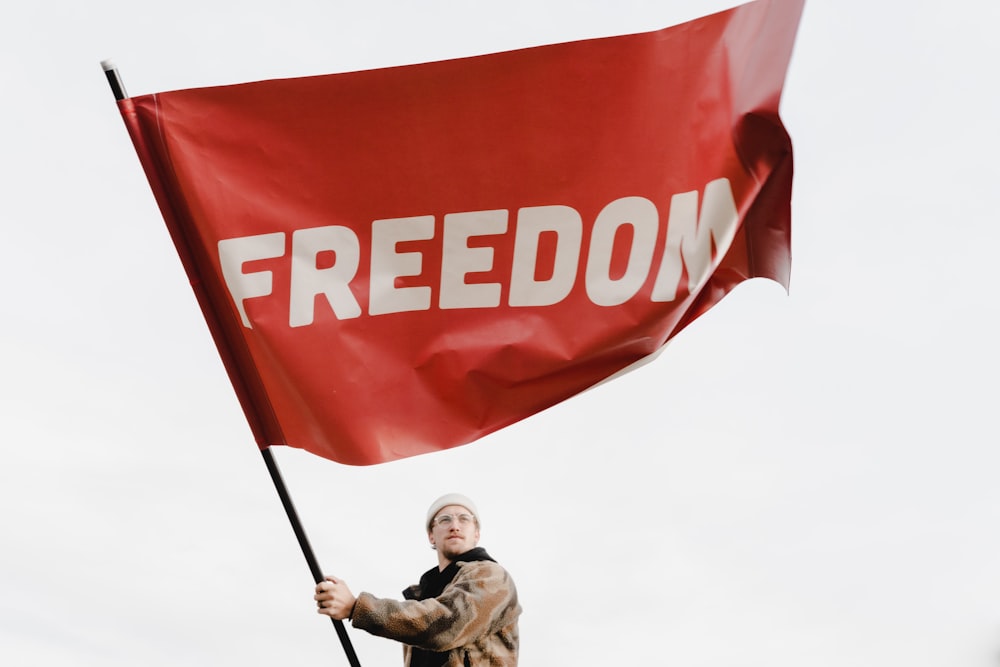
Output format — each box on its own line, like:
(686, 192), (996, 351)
(116, 0), (804, 465)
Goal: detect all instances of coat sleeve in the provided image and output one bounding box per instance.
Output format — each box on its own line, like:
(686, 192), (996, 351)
(350, 561), (518, 652)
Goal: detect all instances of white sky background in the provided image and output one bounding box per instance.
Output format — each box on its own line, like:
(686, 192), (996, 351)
(1, 0), (998, 665)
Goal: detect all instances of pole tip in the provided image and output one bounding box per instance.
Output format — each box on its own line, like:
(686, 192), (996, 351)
(100, 59), (116, 72)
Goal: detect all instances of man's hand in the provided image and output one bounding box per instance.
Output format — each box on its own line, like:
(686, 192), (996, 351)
(314, 576), (358, 621)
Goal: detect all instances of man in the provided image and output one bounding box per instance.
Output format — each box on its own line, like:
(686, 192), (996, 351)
(314, 493), (521, 666)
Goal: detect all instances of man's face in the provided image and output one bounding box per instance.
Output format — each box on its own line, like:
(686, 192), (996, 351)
(429, 504), (480, 560)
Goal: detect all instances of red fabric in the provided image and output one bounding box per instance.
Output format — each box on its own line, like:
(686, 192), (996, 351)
(117, 0), (804, 465)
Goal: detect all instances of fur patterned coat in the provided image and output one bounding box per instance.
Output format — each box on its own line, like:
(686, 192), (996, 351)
(351, 548), (520, 666)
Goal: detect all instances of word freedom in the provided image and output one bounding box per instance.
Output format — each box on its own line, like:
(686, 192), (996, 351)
(219, 178), (738, 328)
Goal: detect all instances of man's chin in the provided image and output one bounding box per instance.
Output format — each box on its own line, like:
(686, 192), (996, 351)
(442, 543), (469, 557)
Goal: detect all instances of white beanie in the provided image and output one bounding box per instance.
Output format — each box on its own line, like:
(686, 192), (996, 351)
(426, 493), (479, 530)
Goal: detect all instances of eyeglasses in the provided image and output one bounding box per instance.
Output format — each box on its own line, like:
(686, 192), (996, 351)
(433, 513), (476, 527)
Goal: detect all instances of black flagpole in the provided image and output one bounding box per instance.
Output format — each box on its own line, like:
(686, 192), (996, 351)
(101, 60), (362, 667)
(261, 447), (362, 667)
